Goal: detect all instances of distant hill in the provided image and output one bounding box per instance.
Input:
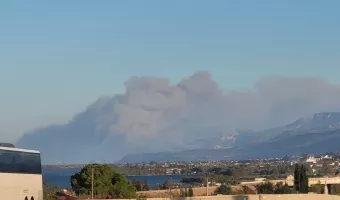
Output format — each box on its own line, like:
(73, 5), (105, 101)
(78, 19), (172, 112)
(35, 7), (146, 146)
(120, 129), (340, 163)
(18, 110), (340, 164)
(119, 148), (235, 163)
(238, 112), (340, 144)
(119, 112), (340, 163)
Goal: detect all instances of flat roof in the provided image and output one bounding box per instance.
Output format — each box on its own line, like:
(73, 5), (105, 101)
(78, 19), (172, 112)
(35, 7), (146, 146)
(0, 146), (40, 154)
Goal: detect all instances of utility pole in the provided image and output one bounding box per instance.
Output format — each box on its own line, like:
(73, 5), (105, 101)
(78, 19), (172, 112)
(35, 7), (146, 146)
(206, 174), (209, 196)
(91, 167), (94, 199)
(169, 176), (172, 195)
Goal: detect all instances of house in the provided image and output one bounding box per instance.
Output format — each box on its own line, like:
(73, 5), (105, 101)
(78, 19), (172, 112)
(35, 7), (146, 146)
(306, 156), (317, 163)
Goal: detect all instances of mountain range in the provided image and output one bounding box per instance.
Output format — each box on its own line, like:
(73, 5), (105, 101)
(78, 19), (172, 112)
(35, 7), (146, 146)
(119, 112), (340, 163)
(17, 110), (340, 164)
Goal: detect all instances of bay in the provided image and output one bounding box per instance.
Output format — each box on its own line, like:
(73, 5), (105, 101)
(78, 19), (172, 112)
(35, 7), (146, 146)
(43, 168), (183, 189)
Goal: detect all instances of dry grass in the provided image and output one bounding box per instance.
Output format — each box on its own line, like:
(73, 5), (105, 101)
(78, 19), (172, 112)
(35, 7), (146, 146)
(137, 185), (259, 198)
(137, 186), (218, 198)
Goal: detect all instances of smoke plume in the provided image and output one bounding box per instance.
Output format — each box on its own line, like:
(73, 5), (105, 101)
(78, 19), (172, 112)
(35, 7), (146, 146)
(17, 71), (340, 163)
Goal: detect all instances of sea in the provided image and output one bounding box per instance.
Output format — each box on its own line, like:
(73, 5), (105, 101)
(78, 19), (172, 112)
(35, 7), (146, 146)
(43, 168), (183, 189)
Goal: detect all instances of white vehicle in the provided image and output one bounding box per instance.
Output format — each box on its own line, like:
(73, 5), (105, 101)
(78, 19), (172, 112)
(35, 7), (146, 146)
(0, 143), (43, 200)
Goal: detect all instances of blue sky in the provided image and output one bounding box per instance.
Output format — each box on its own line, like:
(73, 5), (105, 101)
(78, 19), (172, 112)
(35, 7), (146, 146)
(0, 0), (340, 142)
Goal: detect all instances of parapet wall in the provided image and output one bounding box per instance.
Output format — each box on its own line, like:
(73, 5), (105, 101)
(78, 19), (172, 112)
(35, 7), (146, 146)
(90, 194), (340, 200)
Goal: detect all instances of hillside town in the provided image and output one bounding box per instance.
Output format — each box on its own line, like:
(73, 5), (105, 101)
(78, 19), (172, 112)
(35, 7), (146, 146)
(47, 151), (340, 177)
(44, 151), (340, 200)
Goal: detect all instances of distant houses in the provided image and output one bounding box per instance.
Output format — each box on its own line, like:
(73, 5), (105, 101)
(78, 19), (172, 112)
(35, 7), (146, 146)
(166, 168), (182, 175)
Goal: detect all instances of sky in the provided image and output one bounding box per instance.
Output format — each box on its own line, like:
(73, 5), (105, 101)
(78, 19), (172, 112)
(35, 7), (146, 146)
(0, 0), (340, 142)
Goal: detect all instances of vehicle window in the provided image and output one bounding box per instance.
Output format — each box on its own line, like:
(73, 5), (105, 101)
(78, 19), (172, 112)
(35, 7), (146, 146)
(0, 150), (41, 174)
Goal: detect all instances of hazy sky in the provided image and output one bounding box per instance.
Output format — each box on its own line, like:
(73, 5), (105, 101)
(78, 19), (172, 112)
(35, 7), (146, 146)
(1, 0), (340, 142)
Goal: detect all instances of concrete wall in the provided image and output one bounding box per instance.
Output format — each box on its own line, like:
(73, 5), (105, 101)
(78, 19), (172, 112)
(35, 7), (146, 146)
(240, 180), (293, 186)
(90, 194), (340, 200)
(240, 177), (340, 187)
(309, 177), (340, 185)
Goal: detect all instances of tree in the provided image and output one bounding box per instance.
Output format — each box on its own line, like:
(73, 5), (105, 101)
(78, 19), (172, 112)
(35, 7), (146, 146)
(111, 172), (137, 199)
(274, 182), (294, 194)
(301, 165), (309, 193)
(256, 182), (274, 194)
(294, 164), (300, 192)
(180, 188), (189, 197)
(43, 180), (61, 200)
(181, 177), (203, 184)
(179, 187), (194, 197)
(241, 186), (251, 194)
(294, 164), (308, 193)
(191, 167), (203, 174)
(149, 161), (158, 165)
(233, 185), (256, 195)
(162, 179), (173, 190)
(131, 179), (149, 191)
(309, 182), (324, 194)
(210, 174), (235, 185)
(215, 185), (232, 195)
(71, 164), (136, 199)
(188, 187), (194, 197)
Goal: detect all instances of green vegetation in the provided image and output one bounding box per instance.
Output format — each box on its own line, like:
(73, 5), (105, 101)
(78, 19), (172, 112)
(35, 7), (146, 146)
(215, 185), (232, 195)
(189, 164), (294, 181)
(274, 182), (295, 194)
(239, 185), (255, 195)
(162, 178), (173, 189)
(71, 164), (136, 199)
(255, 182), (275, 194)
(294, 164), (308, 193)
(307, 181), (340, 195)
(329, 185), (340, 195)
(62, 160), (335, 197)
(136, 194), (148, 200)
(309, 182), (324, 194)
(179, 187), (194, 197)
(209, 174), (236, 185)
(131, 179), (149, 191)
(180, 164), (292, 188)
(215, 182), (294, 195)
(43, 180), (61, 200)
(181, 177), (203, 184)
(255, 182), (294, 194)
(188, 187), (194, 196)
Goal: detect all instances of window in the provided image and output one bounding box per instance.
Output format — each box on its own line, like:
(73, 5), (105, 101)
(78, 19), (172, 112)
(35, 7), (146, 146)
(0, 149), (41, 174)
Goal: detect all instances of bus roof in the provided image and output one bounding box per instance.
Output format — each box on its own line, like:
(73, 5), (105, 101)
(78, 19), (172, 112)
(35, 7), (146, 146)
(0, 146), (40, 154)
(0, 143), (15, 148)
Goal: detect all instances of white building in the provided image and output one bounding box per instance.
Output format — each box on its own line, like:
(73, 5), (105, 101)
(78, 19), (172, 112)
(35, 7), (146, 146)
(306, 156), (317, 163)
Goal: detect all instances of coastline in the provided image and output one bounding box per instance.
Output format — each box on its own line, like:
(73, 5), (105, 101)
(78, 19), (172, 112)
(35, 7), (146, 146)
(43, 168), (187, 188)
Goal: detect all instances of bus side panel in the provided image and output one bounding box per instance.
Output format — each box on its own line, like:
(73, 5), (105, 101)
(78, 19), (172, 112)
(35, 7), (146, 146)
(39, 189), (43, 200)
(0, 173), (43, 200)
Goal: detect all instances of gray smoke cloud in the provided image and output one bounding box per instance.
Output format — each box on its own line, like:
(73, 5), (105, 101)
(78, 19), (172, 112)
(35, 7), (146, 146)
(17, 71), (340, 163)
(83, 72), (340, 151)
